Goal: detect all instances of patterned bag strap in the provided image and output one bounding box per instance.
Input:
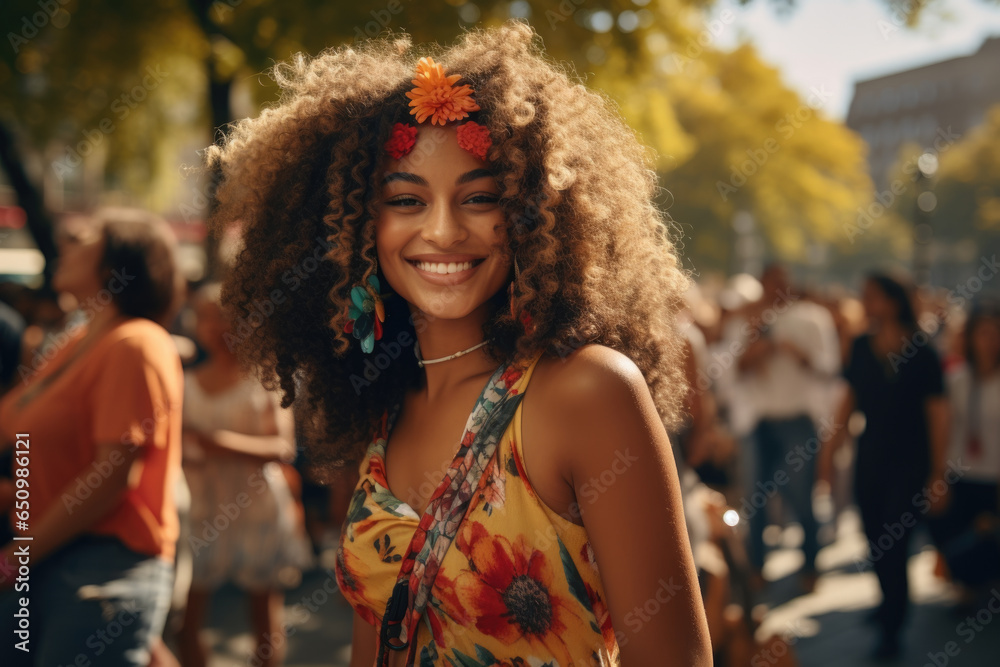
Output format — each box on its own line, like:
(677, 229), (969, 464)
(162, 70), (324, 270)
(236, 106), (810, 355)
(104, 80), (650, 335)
(377, 357), (528, 666)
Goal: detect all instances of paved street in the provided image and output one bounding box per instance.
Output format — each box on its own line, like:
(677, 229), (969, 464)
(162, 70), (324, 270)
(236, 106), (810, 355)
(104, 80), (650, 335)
(757, 510), (1000, 666)
(185, 510), (1000, 666)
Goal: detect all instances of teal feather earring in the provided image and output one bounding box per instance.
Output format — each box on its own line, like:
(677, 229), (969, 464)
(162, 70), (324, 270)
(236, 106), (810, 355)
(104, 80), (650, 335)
(344, 273), (386, 354)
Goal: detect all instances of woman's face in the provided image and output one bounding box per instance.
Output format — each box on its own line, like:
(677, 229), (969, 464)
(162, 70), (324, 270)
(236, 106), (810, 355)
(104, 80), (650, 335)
(861, 279), (896, 325)
(52, 220), (106, 299)
(970, 316), (1000, 371)
(375, 124), (510, 321)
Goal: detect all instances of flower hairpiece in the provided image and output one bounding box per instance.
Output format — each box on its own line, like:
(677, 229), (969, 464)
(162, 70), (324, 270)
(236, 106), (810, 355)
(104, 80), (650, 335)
(456, 121), (491, 161)
(383, 58), (492, 162)
(406, 57), (480, 126)
(385, 123), (417, 160)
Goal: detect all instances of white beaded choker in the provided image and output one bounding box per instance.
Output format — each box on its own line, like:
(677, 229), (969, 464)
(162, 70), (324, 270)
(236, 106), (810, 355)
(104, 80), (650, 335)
(414, 340), (490, 368)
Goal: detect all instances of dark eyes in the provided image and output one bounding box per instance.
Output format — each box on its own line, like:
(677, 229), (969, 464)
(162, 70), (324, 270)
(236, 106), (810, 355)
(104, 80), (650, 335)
(384, 194), (500, 207)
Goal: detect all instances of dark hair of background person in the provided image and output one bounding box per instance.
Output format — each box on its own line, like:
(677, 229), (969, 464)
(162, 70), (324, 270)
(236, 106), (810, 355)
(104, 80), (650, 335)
(866, 271), (919, 332)
(94, 207), (183, 327)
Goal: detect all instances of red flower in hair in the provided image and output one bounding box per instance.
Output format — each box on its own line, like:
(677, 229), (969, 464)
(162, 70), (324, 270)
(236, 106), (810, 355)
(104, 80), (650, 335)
(456, 121), (492, 161)
(385, 122), (418, 160)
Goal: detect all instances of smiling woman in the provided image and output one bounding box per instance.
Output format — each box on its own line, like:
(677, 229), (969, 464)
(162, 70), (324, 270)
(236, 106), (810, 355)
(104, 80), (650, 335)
(207, 20), (710, 667)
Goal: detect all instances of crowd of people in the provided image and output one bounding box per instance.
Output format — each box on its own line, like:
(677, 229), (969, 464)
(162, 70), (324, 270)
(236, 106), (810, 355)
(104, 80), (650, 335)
(0, 205), (996, 666)
(675, 264), (1000, 662)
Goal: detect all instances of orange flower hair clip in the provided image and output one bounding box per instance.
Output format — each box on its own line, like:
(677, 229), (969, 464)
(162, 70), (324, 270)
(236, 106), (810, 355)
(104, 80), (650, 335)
(383, 57), (492, 162)
(406, 57), (479, 125)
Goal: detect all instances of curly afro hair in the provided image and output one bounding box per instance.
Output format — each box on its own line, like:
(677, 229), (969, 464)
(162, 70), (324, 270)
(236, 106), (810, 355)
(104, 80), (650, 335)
(206, 20), (690, 472)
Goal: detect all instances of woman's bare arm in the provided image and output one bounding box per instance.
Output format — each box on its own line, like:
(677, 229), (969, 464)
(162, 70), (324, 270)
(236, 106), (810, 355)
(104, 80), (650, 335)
(350, 610), (377, 667)
(546, 345), (712, 666)
(197, 395), (296, 462)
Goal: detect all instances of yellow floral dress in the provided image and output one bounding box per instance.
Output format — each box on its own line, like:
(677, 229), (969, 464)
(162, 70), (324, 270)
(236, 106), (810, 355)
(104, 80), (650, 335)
(335, 352), (620, 667)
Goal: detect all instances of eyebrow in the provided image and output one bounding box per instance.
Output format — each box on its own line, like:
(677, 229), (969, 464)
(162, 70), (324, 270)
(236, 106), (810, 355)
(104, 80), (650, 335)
(382, 168), (495, 187)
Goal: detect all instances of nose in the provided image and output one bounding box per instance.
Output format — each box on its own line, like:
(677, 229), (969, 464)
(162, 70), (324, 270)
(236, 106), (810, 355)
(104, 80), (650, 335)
(420, 201), (468, 248)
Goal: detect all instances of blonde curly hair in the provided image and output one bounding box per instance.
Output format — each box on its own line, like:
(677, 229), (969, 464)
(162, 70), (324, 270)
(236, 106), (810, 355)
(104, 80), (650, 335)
(207, 20), (690, 469)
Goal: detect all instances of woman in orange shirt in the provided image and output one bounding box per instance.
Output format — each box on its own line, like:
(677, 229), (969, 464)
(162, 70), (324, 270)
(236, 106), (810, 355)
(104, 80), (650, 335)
(206, 22), (710, 667)
(0, 208), (184, 666)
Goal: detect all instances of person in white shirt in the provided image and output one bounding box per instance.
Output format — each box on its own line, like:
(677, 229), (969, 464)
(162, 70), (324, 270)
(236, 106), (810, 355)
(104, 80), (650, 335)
(725, 265), (840, 591)
(935, 301), (1000, 589)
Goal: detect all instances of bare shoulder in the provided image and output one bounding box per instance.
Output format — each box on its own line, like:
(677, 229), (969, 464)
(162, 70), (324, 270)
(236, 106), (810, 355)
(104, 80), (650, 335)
(532, 343), (648, 412)
(529, 344), (657, 459)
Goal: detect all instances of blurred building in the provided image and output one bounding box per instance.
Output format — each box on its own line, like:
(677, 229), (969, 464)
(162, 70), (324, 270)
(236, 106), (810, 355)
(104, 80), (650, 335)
(846, 35), (1000, 190)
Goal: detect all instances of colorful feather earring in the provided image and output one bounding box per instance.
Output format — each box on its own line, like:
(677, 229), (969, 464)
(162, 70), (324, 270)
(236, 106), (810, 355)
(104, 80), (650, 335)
(344, 272), (386, 354)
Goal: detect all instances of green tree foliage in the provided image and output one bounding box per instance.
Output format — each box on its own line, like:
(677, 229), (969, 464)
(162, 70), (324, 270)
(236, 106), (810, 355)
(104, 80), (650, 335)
(655, 44), (873, 271)
(884, 104), (1000, 282)
(927, 104), (1000, 238)
(3, 0), (970, 275)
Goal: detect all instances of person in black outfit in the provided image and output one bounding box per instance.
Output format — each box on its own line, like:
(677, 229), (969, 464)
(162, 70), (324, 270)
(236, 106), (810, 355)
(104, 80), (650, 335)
(819, 272), (949, 660)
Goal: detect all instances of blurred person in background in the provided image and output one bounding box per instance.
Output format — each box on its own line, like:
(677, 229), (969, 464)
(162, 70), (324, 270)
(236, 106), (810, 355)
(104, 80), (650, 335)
(932, 300), (1000, 600)
(175, 283), (311, 667)
(675, 312), (796, 667)
(0, 298), (25, 396)
(0, 208), (184, 666)
(726, 264), (840, 594)
(820, 271), (949, 660)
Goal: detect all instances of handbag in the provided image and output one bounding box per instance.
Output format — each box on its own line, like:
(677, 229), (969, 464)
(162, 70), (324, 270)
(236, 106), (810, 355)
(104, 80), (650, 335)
(376, 357), (529, 667)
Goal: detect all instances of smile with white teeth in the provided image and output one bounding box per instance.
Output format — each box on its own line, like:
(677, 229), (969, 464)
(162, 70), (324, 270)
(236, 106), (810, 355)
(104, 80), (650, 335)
(411, 259), (482, 274)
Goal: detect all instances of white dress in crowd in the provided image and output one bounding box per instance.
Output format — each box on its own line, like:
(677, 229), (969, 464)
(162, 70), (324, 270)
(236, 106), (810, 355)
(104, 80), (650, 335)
(182, 372), (313, 591)
(946, 365), (1000, 482)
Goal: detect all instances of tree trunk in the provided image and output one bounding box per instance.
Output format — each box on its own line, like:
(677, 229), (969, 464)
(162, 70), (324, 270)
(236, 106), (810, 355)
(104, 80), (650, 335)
(0, 120), (57, 291)
(189, 0), (234, 281)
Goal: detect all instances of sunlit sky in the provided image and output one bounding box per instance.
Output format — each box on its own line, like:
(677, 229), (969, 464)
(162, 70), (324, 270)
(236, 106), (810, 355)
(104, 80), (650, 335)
(709, 0), (1000, 120)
